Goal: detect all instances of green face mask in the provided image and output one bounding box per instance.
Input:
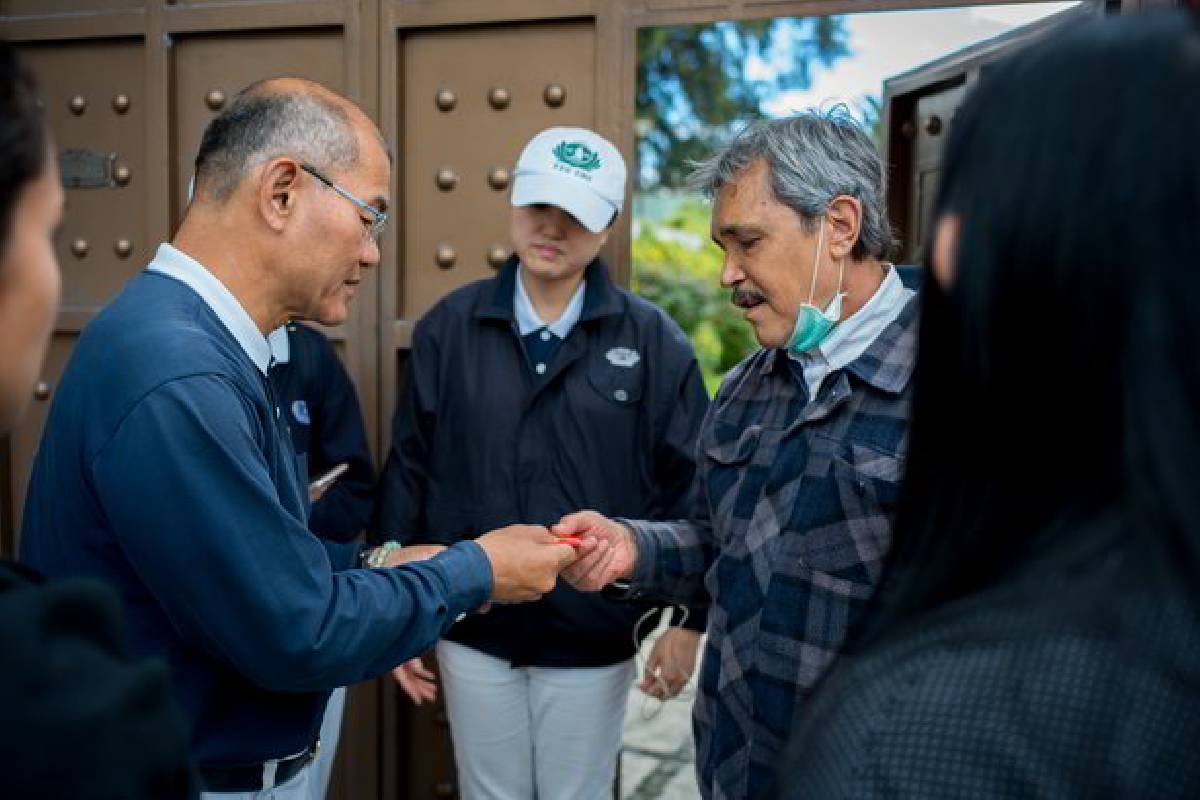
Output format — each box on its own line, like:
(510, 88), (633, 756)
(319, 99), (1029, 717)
(787, 217), (845, 354)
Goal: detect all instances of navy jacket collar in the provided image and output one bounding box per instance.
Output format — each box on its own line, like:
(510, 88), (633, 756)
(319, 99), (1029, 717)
(475, 255), (623, 325)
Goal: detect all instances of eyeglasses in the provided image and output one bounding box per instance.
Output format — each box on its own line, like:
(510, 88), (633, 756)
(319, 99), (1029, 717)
(300, 163), (389, 243)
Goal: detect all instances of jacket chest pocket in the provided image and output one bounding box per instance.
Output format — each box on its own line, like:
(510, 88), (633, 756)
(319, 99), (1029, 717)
(586, 355), (644, 408)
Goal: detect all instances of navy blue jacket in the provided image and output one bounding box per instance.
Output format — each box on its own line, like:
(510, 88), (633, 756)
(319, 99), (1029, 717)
(271, 323), (375, 542)
(376, 257), (709, 667)
(20, 269), (492, 768)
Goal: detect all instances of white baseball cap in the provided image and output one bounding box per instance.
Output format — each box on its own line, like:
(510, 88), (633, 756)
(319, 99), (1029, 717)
(511, 127), (626, 234)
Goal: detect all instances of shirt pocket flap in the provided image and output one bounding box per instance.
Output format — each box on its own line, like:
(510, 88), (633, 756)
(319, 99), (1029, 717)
(846, 443), (904, 483)
(704, 424), (762, 466)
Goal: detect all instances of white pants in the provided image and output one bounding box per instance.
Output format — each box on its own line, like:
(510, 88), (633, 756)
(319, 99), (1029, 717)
(310, 686), (346, 799)
(200, 759), (313, 800)
(436, 639), (634, 800)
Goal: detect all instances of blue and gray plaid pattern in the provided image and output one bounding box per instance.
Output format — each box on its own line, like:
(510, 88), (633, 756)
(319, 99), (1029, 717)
(629, 297), (918, 800)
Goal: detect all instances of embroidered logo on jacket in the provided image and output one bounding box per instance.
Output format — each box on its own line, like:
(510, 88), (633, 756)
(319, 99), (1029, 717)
(606, 347), (641, 368)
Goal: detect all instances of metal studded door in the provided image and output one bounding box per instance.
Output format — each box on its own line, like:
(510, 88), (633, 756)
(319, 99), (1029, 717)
(396, 20), (595, 323)
(170, 30), (345, 223)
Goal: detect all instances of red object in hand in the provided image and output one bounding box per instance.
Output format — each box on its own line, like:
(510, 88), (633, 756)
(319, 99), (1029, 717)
(554, 534), (584, 547)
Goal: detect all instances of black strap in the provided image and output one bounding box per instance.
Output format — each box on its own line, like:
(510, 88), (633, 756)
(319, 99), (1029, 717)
(198, 745), (315, 793)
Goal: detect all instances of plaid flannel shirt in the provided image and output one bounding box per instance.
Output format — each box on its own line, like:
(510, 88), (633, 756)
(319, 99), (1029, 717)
(628, 296), (918, 800)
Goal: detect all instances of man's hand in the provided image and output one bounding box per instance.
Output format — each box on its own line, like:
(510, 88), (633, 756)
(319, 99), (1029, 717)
(391, 656), (438, 705)
(382, 543), (445, 567)
(640, 627), (701, 700)
(552, 510), (637, 591)
(474, 525), (578, 603)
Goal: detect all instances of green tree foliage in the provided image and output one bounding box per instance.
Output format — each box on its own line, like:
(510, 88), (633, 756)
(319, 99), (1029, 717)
(636, 17), (850, 189)
(632, 198), (758, 395)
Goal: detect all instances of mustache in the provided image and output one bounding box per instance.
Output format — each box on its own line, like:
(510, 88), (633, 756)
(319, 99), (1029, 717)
(731, 288), (766, 308)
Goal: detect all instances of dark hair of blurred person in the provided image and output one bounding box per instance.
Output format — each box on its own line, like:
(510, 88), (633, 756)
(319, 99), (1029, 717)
(0, 40), (195, 798)
(772, 10), (1200, 797)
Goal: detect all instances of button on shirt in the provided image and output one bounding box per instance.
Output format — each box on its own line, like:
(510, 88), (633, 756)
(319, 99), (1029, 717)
(626, 274), (919, 800)
(515, 264), (585, 376)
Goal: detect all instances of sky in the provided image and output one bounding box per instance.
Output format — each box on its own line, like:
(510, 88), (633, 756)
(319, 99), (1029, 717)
(757, 2), (1081, 118)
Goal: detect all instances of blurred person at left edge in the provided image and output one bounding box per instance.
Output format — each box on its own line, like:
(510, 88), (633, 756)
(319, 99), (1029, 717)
(0, 40), (195, 799)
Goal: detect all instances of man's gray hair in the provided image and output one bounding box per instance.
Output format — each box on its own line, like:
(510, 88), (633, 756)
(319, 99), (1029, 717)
(688, 108), (893, 260)
(193, 81), (359, 201)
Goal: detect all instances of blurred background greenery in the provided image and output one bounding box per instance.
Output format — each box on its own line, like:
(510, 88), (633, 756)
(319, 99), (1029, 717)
(631, 197), (755, 397)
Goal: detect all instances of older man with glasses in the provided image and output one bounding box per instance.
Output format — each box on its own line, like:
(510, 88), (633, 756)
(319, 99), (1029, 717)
(21, 77), (580, 799)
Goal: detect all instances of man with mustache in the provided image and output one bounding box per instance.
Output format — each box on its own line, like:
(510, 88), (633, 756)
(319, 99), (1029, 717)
(555, 111), (919, 800)
(375, 126), (710, 800)
(20, 78), (577, 798)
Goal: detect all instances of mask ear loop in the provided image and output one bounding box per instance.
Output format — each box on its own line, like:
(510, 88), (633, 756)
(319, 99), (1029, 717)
(633, 605), (698, 722)
(803, 219), (828, 309)
(830, 246), (847, 316)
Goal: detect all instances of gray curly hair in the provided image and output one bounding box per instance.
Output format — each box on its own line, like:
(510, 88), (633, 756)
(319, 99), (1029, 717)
(688, 107), (893, 260)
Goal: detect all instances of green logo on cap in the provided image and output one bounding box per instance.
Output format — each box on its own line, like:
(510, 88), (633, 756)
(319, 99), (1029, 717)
(553, 141), (602, 172)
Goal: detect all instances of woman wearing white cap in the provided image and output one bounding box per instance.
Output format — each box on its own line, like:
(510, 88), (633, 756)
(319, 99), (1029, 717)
(376, 126), (711, 799)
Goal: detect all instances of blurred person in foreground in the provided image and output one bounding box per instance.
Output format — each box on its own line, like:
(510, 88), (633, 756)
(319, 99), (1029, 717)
(0, 40), (194, 797)
(772, 9), (1200, 797)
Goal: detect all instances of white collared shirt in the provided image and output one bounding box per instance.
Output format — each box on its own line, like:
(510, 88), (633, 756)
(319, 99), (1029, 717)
(267, 325), (291, 366)
(514, 263), (586, 339)
(790, 265), (915, 399)
(146, 243), (273, 375)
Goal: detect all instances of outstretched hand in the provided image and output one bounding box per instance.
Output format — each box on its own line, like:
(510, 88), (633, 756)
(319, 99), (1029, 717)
(475, 525), (579, 604)
(552, 510), (637, 592)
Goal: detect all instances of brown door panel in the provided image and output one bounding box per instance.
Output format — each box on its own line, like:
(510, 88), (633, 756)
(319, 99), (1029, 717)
(398, 20), (596, 323)
(20, 39), (147, 307)
(170, 29), (346, 228)
(4, 333), (79, 552)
